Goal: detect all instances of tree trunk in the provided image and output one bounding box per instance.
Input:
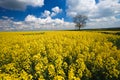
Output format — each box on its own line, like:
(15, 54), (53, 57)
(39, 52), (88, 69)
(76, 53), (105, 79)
(79, 26), (80, 30)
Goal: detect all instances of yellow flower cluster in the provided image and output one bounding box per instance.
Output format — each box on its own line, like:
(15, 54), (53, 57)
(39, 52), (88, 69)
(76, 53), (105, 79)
(0, 31), (120, 80)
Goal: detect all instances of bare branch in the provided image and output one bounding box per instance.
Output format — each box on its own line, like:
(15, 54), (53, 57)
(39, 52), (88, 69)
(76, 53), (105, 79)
(73, 15), (88, 30)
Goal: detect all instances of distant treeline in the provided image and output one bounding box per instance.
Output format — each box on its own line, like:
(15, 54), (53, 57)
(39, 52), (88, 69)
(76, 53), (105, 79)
(82, 27), (120, 31)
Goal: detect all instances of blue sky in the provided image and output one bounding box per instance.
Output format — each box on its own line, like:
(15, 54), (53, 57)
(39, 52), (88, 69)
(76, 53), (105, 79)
(0, 0), (120, 31)
(0, 0), (66, 21)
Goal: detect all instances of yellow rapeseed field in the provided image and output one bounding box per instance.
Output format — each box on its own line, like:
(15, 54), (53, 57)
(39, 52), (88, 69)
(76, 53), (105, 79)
(0, 31), (120, 80)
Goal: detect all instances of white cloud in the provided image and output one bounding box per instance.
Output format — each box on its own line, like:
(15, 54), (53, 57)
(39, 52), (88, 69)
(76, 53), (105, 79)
(0, 19), (15, 30)
(51, 6), (62, 17)
(2, 16), (9, 19)
(52, 6), (62, 13)
(25, 15), (37, 21)
(86, 18), (120, 29)
(89, 0), (120, 18)
(85, 16), (120, 29)
(42, 6), (62, 17)
(0, 15), (74, 31)
(66, 0), (120, 28)
(42, 10), (51, 17)
(66, 0), (120, 17)
(0, 0), (44, 10)
(51, 12), (56, 17)
(24, 15), (74, 30)
(66, 0), (96, 17)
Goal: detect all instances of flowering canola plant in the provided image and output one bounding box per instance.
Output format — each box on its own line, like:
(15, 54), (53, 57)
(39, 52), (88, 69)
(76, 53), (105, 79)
(0, 31), (120, 80)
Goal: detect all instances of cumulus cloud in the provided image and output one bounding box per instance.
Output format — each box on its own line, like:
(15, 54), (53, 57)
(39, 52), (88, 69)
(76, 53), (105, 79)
(42, 10), (51, 17)
(0, 0), (44, 10)
(66, 0), (120, 18)
(42, 6), (62, 17)
(0, 15), (74, 31)
(86, 16), (120, 29)
(66, 0), (96, 17)
(51, 6), (62, 17)
(66, 0), (120, 28)
(25, 15), (37, 21)
(24, 15), (74, 30)
(52, 6), (62, 13)
(0, 6), (67, 31)
(89, 0), (120, 18)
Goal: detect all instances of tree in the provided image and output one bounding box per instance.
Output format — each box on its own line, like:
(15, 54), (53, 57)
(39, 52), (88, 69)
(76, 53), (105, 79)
(73, 15), (88, 30)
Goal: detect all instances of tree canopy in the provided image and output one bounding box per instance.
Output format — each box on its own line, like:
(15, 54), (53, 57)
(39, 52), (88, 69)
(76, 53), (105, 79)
(73, 15), (88, 30)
